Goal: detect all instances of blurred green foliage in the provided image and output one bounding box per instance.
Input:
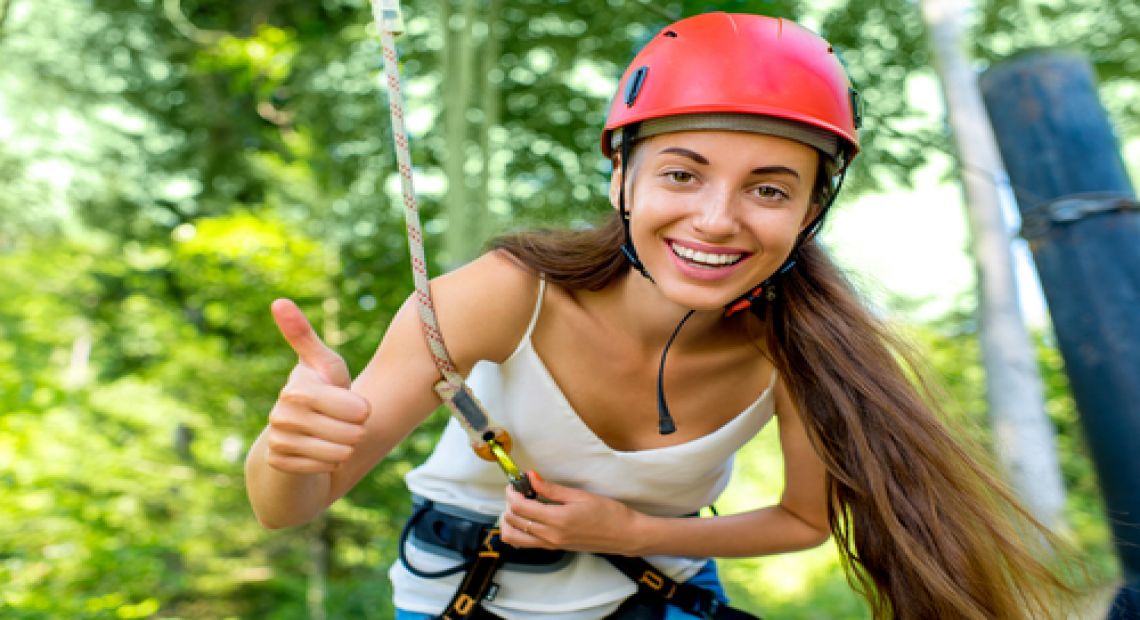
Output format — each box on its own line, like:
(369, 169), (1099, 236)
(0, 0), (1131, 617)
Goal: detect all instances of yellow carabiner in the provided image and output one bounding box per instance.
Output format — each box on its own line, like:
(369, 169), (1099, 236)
(487, 439), (536, 499)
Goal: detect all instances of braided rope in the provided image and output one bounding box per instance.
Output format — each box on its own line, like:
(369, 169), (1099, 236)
(369, 0), (495, 439)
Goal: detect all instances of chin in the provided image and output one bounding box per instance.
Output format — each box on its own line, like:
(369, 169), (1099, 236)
(654, 282), (741, 314)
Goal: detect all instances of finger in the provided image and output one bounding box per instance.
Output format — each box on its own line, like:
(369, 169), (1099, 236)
(524, 470), (570, 505)
(505, 485), (563, 525)
(271, 298), (351, 387)
(500, 513), (549, 548)
(504, 486), (539, 518)
(512, 515), (538, 537)
(277, 374), (371, 424)
(269, 402), (368, 446)
(266, 429), (355, 464)
(265, 452), (339, 475)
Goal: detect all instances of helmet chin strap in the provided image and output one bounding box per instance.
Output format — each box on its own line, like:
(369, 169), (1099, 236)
(617, 123), (682, 435)
(618, 124), (653, 282)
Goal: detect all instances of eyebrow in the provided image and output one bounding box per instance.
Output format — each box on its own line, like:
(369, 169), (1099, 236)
(659, 147), (710, 165)
(750, 165), (802, 180)
(657, 147), (802, 180)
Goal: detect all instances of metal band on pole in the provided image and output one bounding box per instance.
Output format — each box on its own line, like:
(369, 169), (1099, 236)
(1019, 192), (1139, 241)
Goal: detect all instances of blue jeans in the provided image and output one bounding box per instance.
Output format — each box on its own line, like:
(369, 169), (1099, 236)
(395, 559), (728, 619)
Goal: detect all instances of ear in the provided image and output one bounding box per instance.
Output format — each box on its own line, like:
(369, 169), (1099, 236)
(800, 155), (829, 234)
(608, 155), (624, 211)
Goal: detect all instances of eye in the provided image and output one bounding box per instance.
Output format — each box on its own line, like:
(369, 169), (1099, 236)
(663, 170), (696, 184)
(753, 184), (790, 201)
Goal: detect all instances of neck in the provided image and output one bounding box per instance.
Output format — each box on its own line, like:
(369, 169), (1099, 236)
(602, 268), (734, 354)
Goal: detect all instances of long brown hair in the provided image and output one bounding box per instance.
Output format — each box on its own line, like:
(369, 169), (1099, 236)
(490, 211), (1078, 618)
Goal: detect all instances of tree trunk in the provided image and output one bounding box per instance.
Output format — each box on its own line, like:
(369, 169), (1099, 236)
(474, 0), (502, 247)
(0, 0), (12, 41)
(440, 0), (481, 268)
(919, 0), (1065, 528)
(306, 514), (328, 620)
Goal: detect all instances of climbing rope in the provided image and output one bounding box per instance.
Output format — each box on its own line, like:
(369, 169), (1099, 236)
(367, 0), (534, 496)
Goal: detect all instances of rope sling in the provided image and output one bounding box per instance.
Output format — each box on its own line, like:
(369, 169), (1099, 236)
(367, 3), (759, 617)
(368, 0), (534, 499)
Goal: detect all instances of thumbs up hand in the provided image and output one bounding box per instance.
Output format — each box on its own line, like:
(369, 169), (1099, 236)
(264, 299), (372, 475)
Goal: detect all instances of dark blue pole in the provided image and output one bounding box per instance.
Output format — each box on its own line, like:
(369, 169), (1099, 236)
(980, 53), (1140, 617)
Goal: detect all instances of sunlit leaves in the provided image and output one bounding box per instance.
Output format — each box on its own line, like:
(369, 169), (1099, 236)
(197, 25), (299, 91)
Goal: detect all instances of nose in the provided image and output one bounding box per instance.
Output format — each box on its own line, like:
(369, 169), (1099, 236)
(692, 188), (740, 239)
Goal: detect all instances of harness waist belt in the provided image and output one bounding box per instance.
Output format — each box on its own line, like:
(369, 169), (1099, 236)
(407, 499), (568, 568)
(402, 499), (763, 619)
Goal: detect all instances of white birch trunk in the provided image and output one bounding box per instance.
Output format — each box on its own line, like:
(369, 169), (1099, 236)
(919, 0), (1066, 528)
(440, 0), (481, 268)
(473, 0), (502, 249)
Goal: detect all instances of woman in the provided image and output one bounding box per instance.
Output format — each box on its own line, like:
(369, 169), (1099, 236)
(246, 12), (1074, 619)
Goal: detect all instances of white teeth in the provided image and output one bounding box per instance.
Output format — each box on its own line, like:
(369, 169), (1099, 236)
(670, 242), (743, 266)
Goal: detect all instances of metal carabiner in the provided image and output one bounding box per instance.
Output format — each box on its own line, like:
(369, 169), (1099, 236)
(487, 439), (536, 499)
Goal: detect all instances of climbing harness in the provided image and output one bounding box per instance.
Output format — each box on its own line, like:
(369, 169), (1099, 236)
(368, 0), (533, 499)
(399, 498), (761, 619)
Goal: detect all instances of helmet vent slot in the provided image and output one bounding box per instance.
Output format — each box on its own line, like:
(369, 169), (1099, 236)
(849, 88), (863, 129)
(624, 66), (649, 107)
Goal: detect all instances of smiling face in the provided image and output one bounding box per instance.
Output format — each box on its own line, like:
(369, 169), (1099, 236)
(611, 130), (821, 312)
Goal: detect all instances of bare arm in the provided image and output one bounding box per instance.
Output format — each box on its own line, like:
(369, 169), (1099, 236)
(500, 375), (832, 557)
(245, 252), (539, 528)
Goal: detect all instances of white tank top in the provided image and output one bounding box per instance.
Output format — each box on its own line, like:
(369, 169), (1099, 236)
(390, 279), (777, 618)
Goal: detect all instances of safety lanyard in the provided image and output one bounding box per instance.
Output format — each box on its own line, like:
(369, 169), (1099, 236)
(368, 0), (534, 498)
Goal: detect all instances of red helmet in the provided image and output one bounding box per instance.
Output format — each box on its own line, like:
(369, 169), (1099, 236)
(601, 13), (861, 166)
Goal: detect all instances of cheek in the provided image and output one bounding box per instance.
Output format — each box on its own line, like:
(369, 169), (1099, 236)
(746, 210), (807, 245)
(627, 194), (685, 234)
(627, 215), (659, 250)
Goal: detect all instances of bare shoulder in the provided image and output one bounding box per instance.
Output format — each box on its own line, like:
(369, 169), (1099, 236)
(428, 250), (542, 369)
(327, 252), (538, 499)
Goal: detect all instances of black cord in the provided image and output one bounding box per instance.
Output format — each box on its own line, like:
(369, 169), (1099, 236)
(398, 500), (472, 579)
(656, 309), (694, 435)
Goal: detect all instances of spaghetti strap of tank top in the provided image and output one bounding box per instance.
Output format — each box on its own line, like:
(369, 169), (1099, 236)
(505, 276), (546, 361)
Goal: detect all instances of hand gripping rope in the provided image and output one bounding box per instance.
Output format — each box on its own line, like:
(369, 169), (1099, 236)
(368, 0), (535, 499)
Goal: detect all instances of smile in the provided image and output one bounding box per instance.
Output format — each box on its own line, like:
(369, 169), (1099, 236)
(669, 241), (746, 268)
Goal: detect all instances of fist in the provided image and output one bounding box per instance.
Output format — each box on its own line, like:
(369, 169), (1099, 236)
(264, 299), (371, 474)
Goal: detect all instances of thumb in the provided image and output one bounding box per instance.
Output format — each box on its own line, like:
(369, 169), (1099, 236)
(528, 470), (574, 504)
(271, 298), (351, 388)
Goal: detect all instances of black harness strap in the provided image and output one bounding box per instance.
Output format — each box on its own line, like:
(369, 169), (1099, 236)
(599, 554), (760, 619)
(439, 528), (509, 620)
(435, 552), (760, 619)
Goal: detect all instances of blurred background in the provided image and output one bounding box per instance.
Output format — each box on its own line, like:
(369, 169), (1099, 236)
(1, 0), (1136, 617)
